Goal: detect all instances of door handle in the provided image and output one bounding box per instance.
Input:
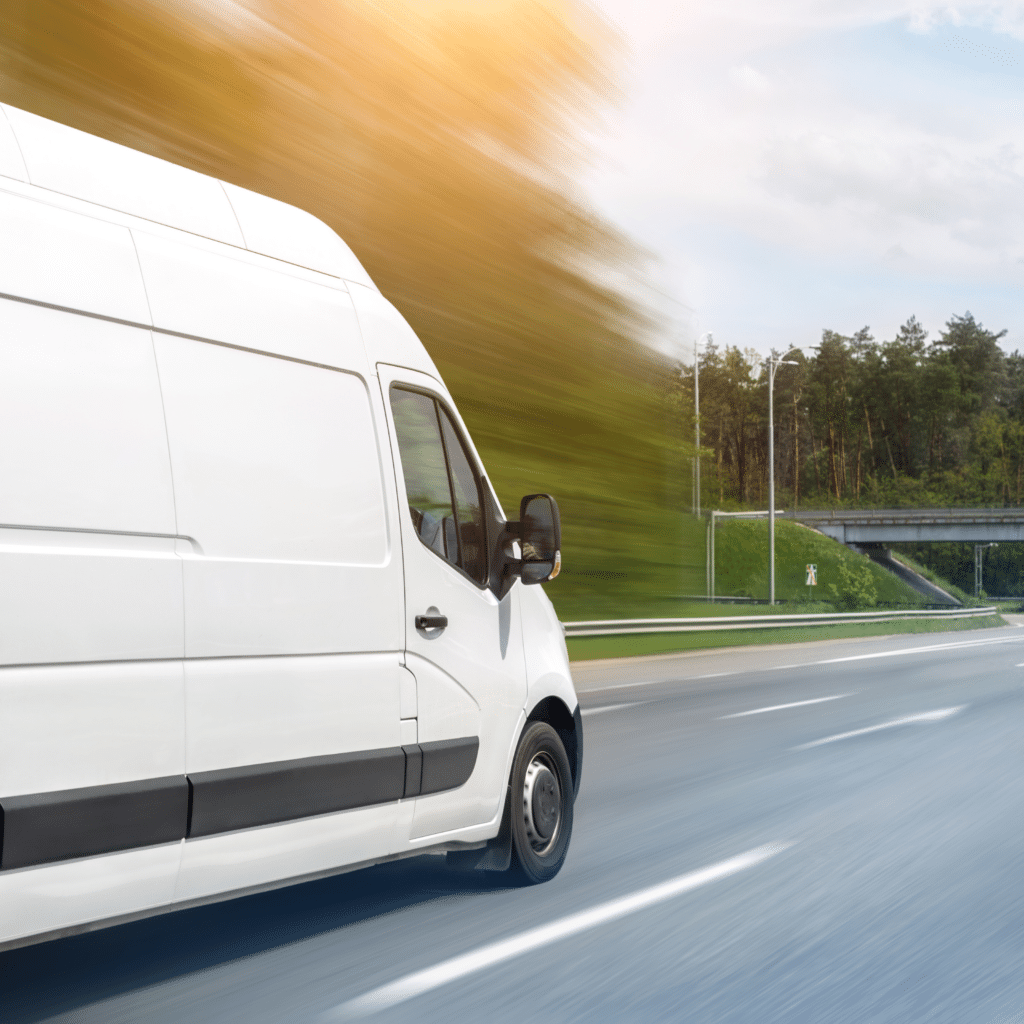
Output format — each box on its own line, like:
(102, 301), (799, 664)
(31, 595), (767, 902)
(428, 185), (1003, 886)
(416, 613), (448, 630)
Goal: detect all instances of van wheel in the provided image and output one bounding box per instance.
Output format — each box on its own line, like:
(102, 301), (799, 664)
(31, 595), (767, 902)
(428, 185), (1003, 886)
(508, 721), (574, 885)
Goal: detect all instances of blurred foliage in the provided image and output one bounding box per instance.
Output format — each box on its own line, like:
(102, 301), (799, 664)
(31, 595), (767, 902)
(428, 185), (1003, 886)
(1, 0), (704, 618)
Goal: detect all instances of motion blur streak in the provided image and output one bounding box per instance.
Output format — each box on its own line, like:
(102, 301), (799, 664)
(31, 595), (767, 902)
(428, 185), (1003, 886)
(326, 842), (793, 1019)
(0, 0), (703, 622)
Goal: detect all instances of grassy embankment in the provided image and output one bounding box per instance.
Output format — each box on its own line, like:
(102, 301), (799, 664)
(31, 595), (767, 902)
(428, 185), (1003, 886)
(562, 517), (1007, 661)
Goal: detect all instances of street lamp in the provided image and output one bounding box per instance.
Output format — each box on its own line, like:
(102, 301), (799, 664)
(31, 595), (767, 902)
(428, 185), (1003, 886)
(974, 543), (998, 598)
(692, 332), (712, 516)
(767, 348), (799, 605)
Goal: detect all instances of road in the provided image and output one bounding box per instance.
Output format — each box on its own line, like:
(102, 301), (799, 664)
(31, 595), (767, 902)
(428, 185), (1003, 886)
(6, 622), (1024, 1023)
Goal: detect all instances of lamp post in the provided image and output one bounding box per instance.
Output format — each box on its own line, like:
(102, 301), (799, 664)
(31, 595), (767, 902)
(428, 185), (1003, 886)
(767, 348), (799, 605)
(974, 543), (998, 598)
(692, 332), (712, 516)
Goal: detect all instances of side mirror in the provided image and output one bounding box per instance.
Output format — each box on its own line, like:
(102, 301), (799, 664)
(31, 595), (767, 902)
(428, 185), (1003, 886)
(517, 493), (561, 584)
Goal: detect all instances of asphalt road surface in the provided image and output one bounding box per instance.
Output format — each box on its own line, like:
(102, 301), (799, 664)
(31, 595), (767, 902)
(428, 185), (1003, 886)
(6, 622), (1024, 1023)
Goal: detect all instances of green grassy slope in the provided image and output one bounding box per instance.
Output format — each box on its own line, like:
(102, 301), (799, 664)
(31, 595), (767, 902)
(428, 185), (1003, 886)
(712, 519), (924, 605)
(547, 516), (928, 623)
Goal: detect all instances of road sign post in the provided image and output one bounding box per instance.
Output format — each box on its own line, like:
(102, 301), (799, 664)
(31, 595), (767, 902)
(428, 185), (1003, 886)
(806, 563), (817, 601)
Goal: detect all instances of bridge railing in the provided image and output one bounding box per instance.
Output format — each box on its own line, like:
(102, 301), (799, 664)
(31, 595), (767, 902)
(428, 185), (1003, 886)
(791, 508), (1024, 523)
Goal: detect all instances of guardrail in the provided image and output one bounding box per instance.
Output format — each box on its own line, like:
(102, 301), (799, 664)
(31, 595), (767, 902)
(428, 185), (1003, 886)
(562, 606), (1000, 637)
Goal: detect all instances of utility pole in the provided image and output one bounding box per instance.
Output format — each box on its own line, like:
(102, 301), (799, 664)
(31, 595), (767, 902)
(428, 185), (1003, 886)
(975, 543), (998, 597)
(767, 348), (799, 605)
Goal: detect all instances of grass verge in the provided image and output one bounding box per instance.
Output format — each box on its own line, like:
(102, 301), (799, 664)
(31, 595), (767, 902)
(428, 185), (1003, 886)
(566, 613), (1006, 661)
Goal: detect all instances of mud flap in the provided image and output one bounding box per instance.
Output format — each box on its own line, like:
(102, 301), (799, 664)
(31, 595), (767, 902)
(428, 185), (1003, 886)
(446, 786), (512, 872)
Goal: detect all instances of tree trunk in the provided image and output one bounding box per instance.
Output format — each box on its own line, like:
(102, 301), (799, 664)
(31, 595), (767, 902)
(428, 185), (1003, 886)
(717, 413), (724, 505)
(885, 435), (898, 479)
(840, 429), (848, 498)
(855, 426), (862, 499)
(828, 423), (841, 501)
(810, 423), (821, 495)
(863, 403), (874, 474)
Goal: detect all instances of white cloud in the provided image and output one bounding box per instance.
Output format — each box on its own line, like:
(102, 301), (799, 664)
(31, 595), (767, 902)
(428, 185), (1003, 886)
(586, 0), (1024, 352)
(729, 65), (771, 92)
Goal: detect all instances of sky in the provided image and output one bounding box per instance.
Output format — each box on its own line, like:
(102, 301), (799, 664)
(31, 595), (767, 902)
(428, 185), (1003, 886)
(584, 0), (1024, 364)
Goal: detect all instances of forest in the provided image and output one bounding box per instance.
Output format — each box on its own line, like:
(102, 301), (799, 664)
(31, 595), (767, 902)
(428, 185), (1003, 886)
(669, 312), (1024, 511)
(667, 314), (1024, 597)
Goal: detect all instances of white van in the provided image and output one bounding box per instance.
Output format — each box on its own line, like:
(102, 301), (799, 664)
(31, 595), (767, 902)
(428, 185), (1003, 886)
(0, 104), (581, 951)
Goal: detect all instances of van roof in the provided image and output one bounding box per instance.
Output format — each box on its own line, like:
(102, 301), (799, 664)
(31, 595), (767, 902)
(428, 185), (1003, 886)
(0, 104), (377, 290)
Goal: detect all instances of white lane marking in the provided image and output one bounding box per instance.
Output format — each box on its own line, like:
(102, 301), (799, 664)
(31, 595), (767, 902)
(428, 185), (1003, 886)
(720, 694), (852, 719)
(581, 702), (645, 717)
(595, 671), (736, 691)
(1016, 663), (1024, 667)
(323, 842), (793, 1020)
(793, 706), (965, 750)
(818, 636), (1020, 665)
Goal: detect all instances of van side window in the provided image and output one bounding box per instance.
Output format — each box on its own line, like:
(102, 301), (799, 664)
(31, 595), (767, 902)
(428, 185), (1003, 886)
(390, 387), (487, 585)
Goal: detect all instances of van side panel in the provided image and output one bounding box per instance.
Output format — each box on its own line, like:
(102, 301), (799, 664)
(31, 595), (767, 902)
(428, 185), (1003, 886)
(0, 662), (186, 799)
(0, 107), (28, 181)
(0, 845), (183, 948)
(3, 104), (245, 247)
(134, 231), (367, 372)
(153, 336), (398, 655)
(0, 190), (151, 324)
(0, 531), (183, 666)
(0, 301), (171, 534)
(349, 284), (441, 380)
(183, 655), (402, 775)
(220, 180), (377, 288)
(0, 300), (183, 665)
(0, 283), (185, 944)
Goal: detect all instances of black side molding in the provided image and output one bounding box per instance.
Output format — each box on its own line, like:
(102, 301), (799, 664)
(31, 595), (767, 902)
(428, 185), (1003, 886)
(0, 776), (188, 871)
(403, 744), (424, 798)
(0, 736), (481, 869)
(188, 747), (407, 838)
(420, 737), (479, 796)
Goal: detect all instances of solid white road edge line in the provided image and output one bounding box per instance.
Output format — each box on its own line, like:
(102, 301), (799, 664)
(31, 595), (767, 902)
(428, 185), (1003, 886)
(323, 842), (794, 1020)
(720, 694), (852, 719)
(793, 706), (965, 750)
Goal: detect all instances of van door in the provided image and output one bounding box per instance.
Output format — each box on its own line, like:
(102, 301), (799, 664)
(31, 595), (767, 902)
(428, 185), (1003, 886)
(379, 366), (527, 840)
(153, 332), (407, 901)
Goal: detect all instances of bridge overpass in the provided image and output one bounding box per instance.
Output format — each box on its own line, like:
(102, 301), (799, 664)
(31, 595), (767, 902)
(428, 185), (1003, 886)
(791, 508), (1024, 544)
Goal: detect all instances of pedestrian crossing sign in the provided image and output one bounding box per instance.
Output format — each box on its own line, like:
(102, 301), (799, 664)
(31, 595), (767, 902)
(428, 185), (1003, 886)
(806, 564), (817, 586)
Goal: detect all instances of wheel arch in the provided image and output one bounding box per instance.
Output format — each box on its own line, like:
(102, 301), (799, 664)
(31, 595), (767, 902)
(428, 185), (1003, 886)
(526, 695), (583, 800)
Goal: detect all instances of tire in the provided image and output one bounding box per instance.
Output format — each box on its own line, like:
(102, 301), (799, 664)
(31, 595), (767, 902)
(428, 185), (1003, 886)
(508, 721), (574, 885)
